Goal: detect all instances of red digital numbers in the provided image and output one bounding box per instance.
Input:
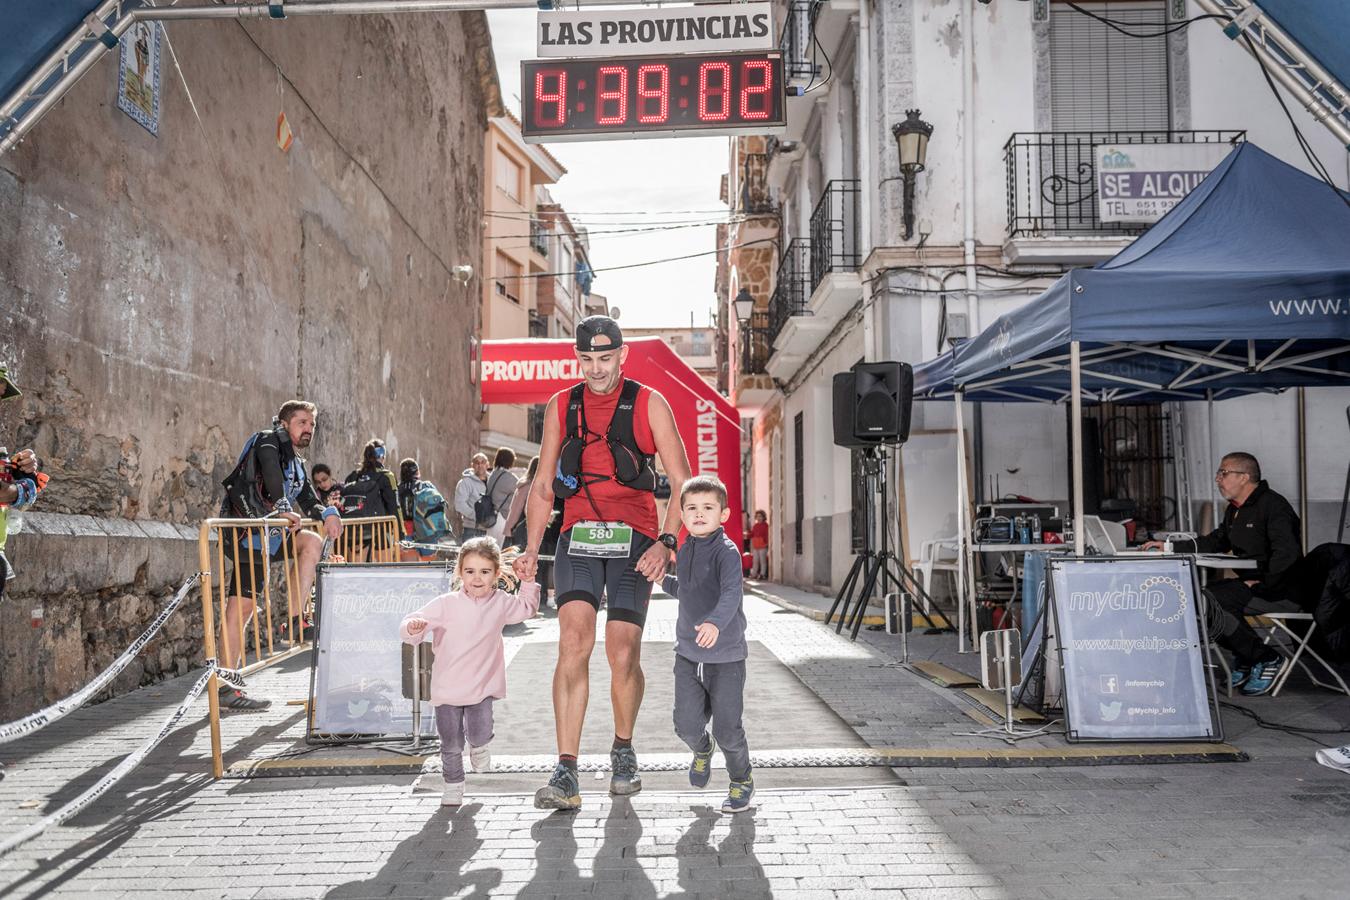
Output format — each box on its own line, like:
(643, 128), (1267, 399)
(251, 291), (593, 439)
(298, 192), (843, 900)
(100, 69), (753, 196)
(534, 68), (567, 128)
(739, 60), (772, 121)
(596, 65), (628, 125)
(523, 54), (781, 136)
(698, 62), (732, 122)
(636, 64), (669, 124)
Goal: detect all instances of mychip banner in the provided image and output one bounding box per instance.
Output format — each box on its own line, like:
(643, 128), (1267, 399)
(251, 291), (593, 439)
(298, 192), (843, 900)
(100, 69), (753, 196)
(1049, 557), (1220, 742)
(309, 563), (454, 740)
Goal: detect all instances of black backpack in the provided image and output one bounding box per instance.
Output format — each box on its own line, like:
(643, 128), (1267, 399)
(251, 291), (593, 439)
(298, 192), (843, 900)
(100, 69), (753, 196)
(473, 469), (508, 527)
(340, 471), (392, 517)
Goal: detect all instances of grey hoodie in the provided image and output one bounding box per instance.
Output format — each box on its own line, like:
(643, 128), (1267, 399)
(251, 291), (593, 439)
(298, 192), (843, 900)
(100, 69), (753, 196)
(662, 527), (747, 664)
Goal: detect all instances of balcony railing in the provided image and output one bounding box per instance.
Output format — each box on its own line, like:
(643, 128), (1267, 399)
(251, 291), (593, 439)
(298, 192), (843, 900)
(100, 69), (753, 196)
(740, 152), (776, 216)
(1004, 130), (1246, 237)
(767, 238), (812, 346)
(528, 310), (548, 338)
(808, 179), (861, 293)
(778, 0), (820, 84)
(529, 218), (550, 257)
(740, 309), (772, 376)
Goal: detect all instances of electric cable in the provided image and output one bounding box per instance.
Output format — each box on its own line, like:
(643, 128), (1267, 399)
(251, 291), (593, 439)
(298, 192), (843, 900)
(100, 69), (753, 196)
(805, 1), (834, 95)
(1219, 700), (1350, 741)
(496, 237), (776, 279)
(1060, 1), (1225, 39)
(1239, 32), (1350, 212)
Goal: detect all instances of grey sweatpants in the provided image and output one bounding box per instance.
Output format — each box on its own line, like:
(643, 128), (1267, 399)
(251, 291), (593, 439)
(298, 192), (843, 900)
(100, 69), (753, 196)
(434, 698), (493, 784)
(672, 655), (751, 782)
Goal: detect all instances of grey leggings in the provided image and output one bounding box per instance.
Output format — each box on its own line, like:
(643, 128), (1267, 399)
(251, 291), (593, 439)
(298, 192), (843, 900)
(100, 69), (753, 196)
(672, 656), (751, 782)
(434, 698), (494, 783)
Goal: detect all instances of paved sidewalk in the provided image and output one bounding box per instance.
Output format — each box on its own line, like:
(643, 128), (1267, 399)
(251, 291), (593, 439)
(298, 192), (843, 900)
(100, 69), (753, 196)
(2, 585), (1349, 898)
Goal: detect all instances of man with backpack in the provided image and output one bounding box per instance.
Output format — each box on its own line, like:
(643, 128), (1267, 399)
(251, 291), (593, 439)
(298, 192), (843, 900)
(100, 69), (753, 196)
(339, 439), (403, 559)
(219, 400), (343, 710)
(454, 453), (491, 540)
(480, 448), (520, 543)
(398, 458), (451, 561)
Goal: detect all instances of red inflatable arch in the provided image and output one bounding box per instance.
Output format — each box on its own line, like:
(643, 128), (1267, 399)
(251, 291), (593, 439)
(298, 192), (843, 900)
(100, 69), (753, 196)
(480, 337), (744, 550)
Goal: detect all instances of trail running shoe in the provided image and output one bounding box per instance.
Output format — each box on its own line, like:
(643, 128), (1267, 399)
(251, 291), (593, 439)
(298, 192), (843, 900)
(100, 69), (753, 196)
(442, 781), (464, 807)
(1241, 656), (1286, 696)
(534, 763), (581, 810)
(469, 743), (492, 773)
(610, 746), (642, 796)
(689, 735), (716, 789)
(217, 686), (271, 711)
(722, 778), (755, 814)
(1229, 664), (1252, 690)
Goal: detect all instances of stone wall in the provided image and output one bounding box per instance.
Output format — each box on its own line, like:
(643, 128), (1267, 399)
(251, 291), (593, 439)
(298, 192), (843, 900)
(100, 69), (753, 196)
(0, 13), (498, 717)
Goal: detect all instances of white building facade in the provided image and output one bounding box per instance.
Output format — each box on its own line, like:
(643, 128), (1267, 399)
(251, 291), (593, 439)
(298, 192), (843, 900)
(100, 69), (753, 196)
(724, 0), (1350, 595)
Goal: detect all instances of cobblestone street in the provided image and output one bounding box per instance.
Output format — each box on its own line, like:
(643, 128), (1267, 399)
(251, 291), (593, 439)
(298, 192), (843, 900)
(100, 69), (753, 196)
(2, 587), (1349, 899)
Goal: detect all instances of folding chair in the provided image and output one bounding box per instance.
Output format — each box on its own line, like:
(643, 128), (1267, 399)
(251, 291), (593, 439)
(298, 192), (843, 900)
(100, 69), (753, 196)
(1253, 612), (1350, 698)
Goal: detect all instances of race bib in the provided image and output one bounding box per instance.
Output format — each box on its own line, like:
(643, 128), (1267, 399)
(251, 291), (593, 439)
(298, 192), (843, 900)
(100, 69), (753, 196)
(567, 521), (633, 559)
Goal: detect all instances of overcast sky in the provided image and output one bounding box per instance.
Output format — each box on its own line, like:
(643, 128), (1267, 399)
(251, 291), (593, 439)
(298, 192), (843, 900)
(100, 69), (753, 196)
(486, 10), (728, 330)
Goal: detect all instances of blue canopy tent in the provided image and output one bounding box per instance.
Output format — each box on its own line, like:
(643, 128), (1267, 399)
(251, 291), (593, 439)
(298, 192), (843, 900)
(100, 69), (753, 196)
(911, 143), (1350, 646)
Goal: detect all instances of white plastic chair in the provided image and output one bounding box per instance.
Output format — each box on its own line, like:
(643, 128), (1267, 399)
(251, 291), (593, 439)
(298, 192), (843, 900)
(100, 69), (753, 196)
(916, 536), (961, 609)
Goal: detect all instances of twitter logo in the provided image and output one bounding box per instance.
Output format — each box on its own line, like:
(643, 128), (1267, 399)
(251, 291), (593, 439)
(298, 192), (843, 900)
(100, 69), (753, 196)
(347, 699), (371, 718)
(1099, 700), (1122, 722)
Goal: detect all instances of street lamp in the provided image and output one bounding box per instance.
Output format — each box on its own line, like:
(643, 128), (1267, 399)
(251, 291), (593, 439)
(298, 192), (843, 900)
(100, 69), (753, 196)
(733, 287), (755, 323)
(891, 109), (934, 242)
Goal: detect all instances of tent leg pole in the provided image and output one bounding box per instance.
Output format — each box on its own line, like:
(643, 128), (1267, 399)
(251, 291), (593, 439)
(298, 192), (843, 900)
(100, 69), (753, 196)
(1071, 342), (1085, 556)
(955, 390), (969, 652)
(1207, 389), (1218, 529)
(1297, 388), (1308, 553)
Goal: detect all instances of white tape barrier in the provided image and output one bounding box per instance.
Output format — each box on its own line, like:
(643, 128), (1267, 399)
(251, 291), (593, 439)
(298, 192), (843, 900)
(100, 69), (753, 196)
(0, 574), (203, 745)
(0, 662), (221, 857)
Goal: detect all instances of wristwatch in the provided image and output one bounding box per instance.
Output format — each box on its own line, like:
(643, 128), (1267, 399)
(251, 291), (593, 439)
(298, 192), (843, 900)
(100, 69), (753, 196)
(658, 532), (678, 551)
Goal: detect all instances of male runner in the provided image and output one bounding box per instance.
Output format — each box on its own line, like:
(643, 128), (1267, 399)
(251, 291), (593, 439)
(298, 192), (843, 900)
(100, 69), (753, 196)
(513, 316), (691, 810)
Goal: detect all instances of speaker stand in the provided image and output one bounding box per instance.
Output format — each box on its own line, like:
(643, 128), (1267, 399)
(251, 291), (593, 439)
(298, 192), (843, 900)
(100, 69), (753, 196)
(825, 446), (952, 642)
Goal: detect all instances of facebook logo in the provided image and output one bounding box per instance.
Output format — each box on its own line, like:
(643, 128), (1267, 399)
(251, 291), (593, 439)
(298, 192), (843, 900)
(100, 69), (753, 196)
(1100, 674), (1120, 695)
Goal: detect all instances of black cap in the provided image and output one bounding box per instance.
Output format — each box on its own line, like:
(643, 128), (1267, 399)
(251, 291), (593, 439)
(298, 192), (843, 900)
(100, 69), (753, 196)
(576, 315), (623, 352)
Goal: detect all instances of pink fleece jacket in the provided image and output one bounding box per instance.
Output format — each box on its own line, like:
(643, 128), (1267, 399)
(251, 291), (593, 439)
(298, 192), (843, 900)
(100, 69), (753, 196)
(398, 581), (540, 707)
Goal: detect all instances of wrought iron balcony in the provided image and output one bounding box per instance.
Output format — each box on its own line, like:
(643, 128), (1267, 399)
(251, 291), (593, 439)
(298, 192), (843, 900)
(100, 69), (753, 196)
(778, 0), (820, 85)
(740, 309), (772, 376)
(739, 152), (776, 216)
(808, 179), (861, 293)
(529, 218), (550, 257)
(767, 238), (812, 346)
(1004, 130), (1246, 238)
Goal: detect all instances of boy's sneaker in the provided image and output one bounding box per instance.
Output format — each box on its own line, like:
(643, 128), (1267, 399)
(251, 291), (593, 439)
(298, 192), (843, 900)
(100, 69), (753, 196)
(469, 744), (492, 773)
(217, 686), (270, 711)
(441, 781), (464, 807)
(1229, 664), (1252, 690)
(722, 778), (755, 814)
(534, 763), (582, 810)
(689, 735), (716, 789)
(610, 746), (642, 795)
(1241, 656), (1286, 696)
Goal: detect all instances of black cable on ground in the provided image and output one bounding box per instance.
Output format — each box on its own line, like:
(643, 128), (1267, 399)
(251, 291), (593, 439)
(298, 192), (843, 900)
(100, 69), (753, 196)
(1219, 700), (1350, 738)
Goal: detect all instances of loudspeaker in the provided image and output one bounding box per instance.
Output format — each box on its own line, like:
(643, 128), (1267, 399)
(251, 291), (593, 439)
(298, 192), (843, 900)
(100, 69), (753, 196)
(832, 361), (914, 448)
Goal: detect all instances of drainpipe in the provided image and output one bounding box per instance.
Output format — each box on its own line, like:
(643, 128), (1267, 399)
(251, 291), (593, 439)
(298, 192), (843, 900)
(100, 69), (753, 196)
(961, 0), (979, 333)
(858, 0), (875, 361)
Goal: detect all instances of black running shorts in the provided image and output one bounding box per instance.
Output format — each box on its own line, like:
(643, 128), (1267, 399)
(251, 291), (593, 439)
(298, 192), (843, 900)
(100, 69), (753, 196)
(554, 529), (657, 628)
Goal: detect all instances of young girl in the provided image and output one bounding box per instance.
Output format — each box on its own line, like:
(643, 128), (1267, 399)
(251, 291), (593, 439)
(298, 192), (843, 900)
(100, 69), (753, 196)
(399, 536), (539, 806)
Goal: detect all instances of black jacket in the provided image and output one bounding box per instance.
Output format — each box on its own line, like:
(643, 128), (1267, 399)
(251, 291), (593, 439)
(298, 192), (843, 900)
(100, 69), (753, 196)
(1281, 543), (1350, 662)
(221, 428), (326, 520)
(1175, 480), (1302, 594)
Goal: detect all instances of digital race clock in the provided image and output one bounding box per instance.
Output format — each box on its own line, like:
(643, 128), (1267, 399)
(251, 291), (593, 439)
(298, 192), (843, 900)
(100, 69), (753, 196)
(521, 51), (786, 142)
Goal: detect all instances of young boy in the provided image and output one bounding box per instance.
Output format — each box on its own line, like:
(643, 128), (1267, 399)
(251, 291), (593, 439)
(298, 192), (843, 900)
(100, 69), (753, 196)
(660, 474), (754, 813)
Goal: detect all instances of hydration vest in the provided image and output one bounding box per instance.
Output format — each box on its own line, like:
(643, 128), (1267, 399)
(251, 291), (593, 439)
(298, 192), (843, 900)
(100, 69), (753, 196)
(552, 379), (657, 499)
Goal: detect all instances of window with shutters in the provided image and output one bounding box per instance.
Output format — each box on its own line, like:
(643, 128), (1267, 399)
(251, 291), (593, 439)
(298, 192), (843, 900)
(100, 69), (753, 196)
(1050, 1), (1171, 131)
(494, 148), (523, 203)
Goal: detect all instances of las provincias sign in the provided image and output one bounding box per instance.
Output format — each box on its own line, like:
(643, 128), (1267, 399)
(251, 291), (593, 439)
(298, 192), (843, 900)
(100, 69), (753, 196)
(536, 3), (773, 58)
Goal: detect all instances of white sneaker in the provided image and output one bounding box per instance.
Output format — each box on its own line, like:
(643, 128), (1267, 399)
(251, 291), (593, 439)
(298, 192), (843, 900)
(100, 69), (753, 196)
(469, 743), (492, 773)
(441, 781), (464, 807)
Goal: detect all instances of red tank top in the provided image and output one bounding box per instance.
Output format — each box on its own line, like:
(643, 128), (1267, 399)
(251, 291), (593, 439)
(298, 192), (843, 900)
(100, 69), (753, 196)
(554, 380), (660, 540)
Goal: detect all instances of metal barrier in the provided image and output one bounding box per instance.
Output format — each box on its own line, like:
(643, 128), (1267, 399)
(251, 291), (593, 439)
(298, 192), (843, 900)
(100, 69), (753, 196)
(313, 515), (400, 563)
(197, 514), (401, 777)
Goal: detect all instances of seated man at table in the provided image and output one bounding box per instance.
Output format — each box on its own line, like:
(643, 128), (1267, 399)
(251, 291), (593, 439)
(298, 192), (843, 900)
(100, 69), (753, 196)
(1143, 452), (1302, 696)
